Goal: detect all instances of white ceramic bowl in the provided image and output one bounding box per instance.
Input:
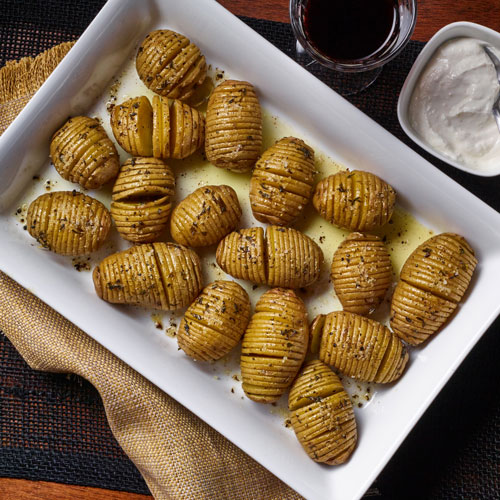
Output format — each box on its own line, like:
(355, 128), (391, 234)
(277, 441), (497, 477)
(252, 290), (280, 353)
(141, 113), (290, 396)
(398, 22), (500, 177)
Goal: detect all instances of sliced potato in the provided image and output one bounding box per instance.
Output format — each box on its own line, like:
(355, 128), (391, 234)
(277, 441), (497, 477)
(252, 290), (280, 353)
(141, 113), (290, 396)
(390, 233), (477, 345)
(289, 360), (357, 465)
(250, 137), (316, 226)
(170, 185), (242, 247)
(93, 242), (202, 310)
(136, 29), (207, 100)
(110, 157), (175, 243)
(111, 97), (153, 157)
(241, 288), (308, 403)
(317, 311), (408, 383)
(27, 191), (111, 256)
(178, 280), (251, 361)
(313, 170), (396, 232)
(50, 116), (119, 189)
(331, 232), (392, 315)
(205, 80), (262, 172)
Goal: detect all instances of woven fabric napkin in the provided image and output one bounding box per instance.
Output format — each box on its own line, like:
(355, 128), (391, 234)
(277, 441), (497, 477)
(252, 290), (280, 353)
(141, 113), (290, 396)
(0, 44), (303, 500)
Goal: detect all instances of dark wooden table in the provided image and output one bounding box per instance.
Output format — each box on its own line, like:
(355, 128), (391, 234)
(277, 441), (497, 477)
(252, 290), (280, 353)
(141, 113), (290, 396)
(1, 0), (499, 498)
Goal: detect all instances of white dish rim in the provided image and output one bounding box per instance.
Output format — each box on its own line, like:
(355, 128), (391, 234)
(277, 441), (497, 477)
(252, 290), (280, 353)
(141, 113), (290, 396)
(1, 4), (500, 500)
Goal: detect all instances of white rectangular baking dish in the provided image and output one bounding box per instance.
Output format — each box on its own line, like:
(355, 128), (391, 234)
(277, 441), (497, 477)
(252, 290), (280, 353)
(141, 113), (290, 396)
(1, 1), (500, 500)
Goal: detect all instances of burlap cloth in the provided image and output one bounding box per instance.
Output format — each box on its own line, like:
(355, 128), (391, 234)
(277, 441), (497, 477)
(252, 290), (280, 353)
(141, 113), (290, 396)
(0, 43), (302, 499)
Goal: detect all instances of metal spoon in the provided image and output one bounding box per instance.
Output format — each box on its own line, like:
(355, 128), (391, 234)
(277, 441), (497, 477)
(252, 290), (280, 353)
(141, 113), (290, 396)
(483, 45), (500, 133)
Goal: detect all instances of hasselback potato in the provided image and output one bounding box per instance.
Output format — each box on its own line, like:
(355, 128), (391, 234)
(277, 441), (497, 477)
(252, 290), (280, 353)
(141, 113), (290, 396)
(249, 137), (316, 226)
(178, 280), (251, 361)
(241, 288), (308, 403)
(289, 360), (357, 464)
(390, 233), (477, 345)
(170, 185), (242, 247)
(313, 170), (396, 232)
(50, 116), (119, 189)
(111, 96), (204, 160)
(313, 311), (408, 383)
(331, 232), (392, 315)
(110, 96), (153, 157)
(215, 227), (267, 285)
(110, 157), (175, 243)
(205, 80), (262, 172)
(93, 242), (202, 310)
(136, 29), (207, 100)
(27, 191), (111, 256)
(216, 226), (323, 288)
(266, 226), (323, 288)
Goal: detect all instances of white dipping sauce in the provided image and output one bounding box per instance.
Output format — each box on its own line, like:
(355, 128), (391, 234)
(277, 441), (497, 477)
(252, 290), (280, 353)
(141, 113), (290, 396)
(409, 37), (500, 172)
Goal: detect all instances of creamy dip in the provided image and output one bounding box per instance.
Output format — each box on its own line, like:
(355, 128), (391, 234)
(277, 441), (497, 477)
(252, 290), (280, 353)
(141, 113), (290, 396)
(409, 37), (500, 172)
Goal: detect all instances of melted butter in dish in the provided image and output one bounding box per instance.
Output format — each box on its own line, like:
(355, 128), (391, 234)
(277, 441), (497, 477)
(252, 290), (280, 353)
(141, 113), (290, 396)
(409, 37), (500, 173)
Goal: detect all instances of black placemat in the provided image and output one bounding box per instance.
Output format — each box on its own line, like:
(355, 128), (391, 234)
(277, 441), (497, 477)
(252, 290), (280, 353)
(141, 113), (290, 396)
(1, 1), (499, 498)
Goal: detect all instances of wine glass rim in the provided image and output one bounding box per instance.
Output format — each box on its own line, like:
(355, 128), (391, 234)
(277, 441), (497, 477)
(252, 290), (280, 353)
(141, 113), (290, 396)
(289, 0), (418, 72)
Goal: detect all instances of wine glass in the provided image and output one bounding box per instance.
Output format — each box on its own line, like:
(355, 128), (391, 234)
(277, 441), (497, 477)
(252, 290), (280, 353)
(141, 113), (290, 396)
(289, 0), (418, 95)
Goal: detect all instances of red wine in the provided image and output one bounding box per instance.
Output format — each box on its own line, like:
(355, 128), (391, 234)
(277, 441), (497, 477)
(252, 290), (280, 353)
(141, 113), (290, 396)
(303, 0), (398, 62)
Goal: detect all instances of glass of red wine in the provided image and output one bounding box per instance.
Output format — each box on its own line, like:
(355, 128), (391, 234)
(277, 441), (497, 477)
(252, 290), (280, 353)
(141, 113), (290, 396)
(290, 0), (417, 95)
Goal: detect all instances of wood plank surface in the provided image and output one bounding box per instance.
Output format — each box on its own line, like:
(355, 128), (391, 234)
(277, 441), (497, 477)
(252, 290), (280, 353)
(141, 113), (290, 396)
(218, 0), (500, 41)
(2, 1), (499, 499)
(0, 479), (152, 500)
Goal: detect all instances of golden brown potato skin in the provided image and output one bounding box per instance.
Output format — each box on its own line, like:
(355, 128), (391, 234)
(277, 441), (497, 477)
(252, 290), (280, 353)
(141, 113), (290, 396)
(316, 311), (408, 383)
(136, 29), (207, 101)
(249, 137), (316, 226)
(111, 96), (204, 160)
(93, 242), (202, 311)
(153, 97), (205, 160)
(331, 232), (392, 316)
(170, 185), (242, 247)
(216, 226), (324, 288)
(241, 288), (308, 403)
(110, 157), (175, 243)
(313, 170), (396, 232)
(110, 97), (153, 157)
(205, 80), (262, 172)
(27, 191), (111, 256)
(266, 226), (323, 288)
(390, 233), (477, 345)
(178, 280), (251, 361)
(50, 116), (119, 189)
(289, 360), (357, 465)
(215, 227), (267, 285)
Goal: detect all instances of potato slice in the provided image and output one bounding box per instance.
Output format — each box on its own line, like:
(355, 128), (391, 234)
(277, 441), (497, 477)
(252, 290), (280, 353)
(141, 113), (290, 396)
(93, 242), (202, 310)
(216, 227), (267, 285)
(289, 360), (357, 465)
(110, 157), (175, 243)
(313, 170), (396, 232)
(318, 311), (408, 384)
(170, 185), (242, 247)
(136, 30), (207, 101)
(152, 95), (170, 159)
(50, 116), (119, 189)
(216, 226), (324, 288)
(27, 191), (111, 256)
(250, 137), (316, 226)
(390, 233), (477, 345)
(111, 96), (153, 156)
(331, 232), (392, 315)
(205, 80), (262, 172)
(399, 233), (477, 303)
(266, 226), (323, 288)
(390, 281), (458, 345)
(241, 288), (308, 403)
(178, 280), (251, 361)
